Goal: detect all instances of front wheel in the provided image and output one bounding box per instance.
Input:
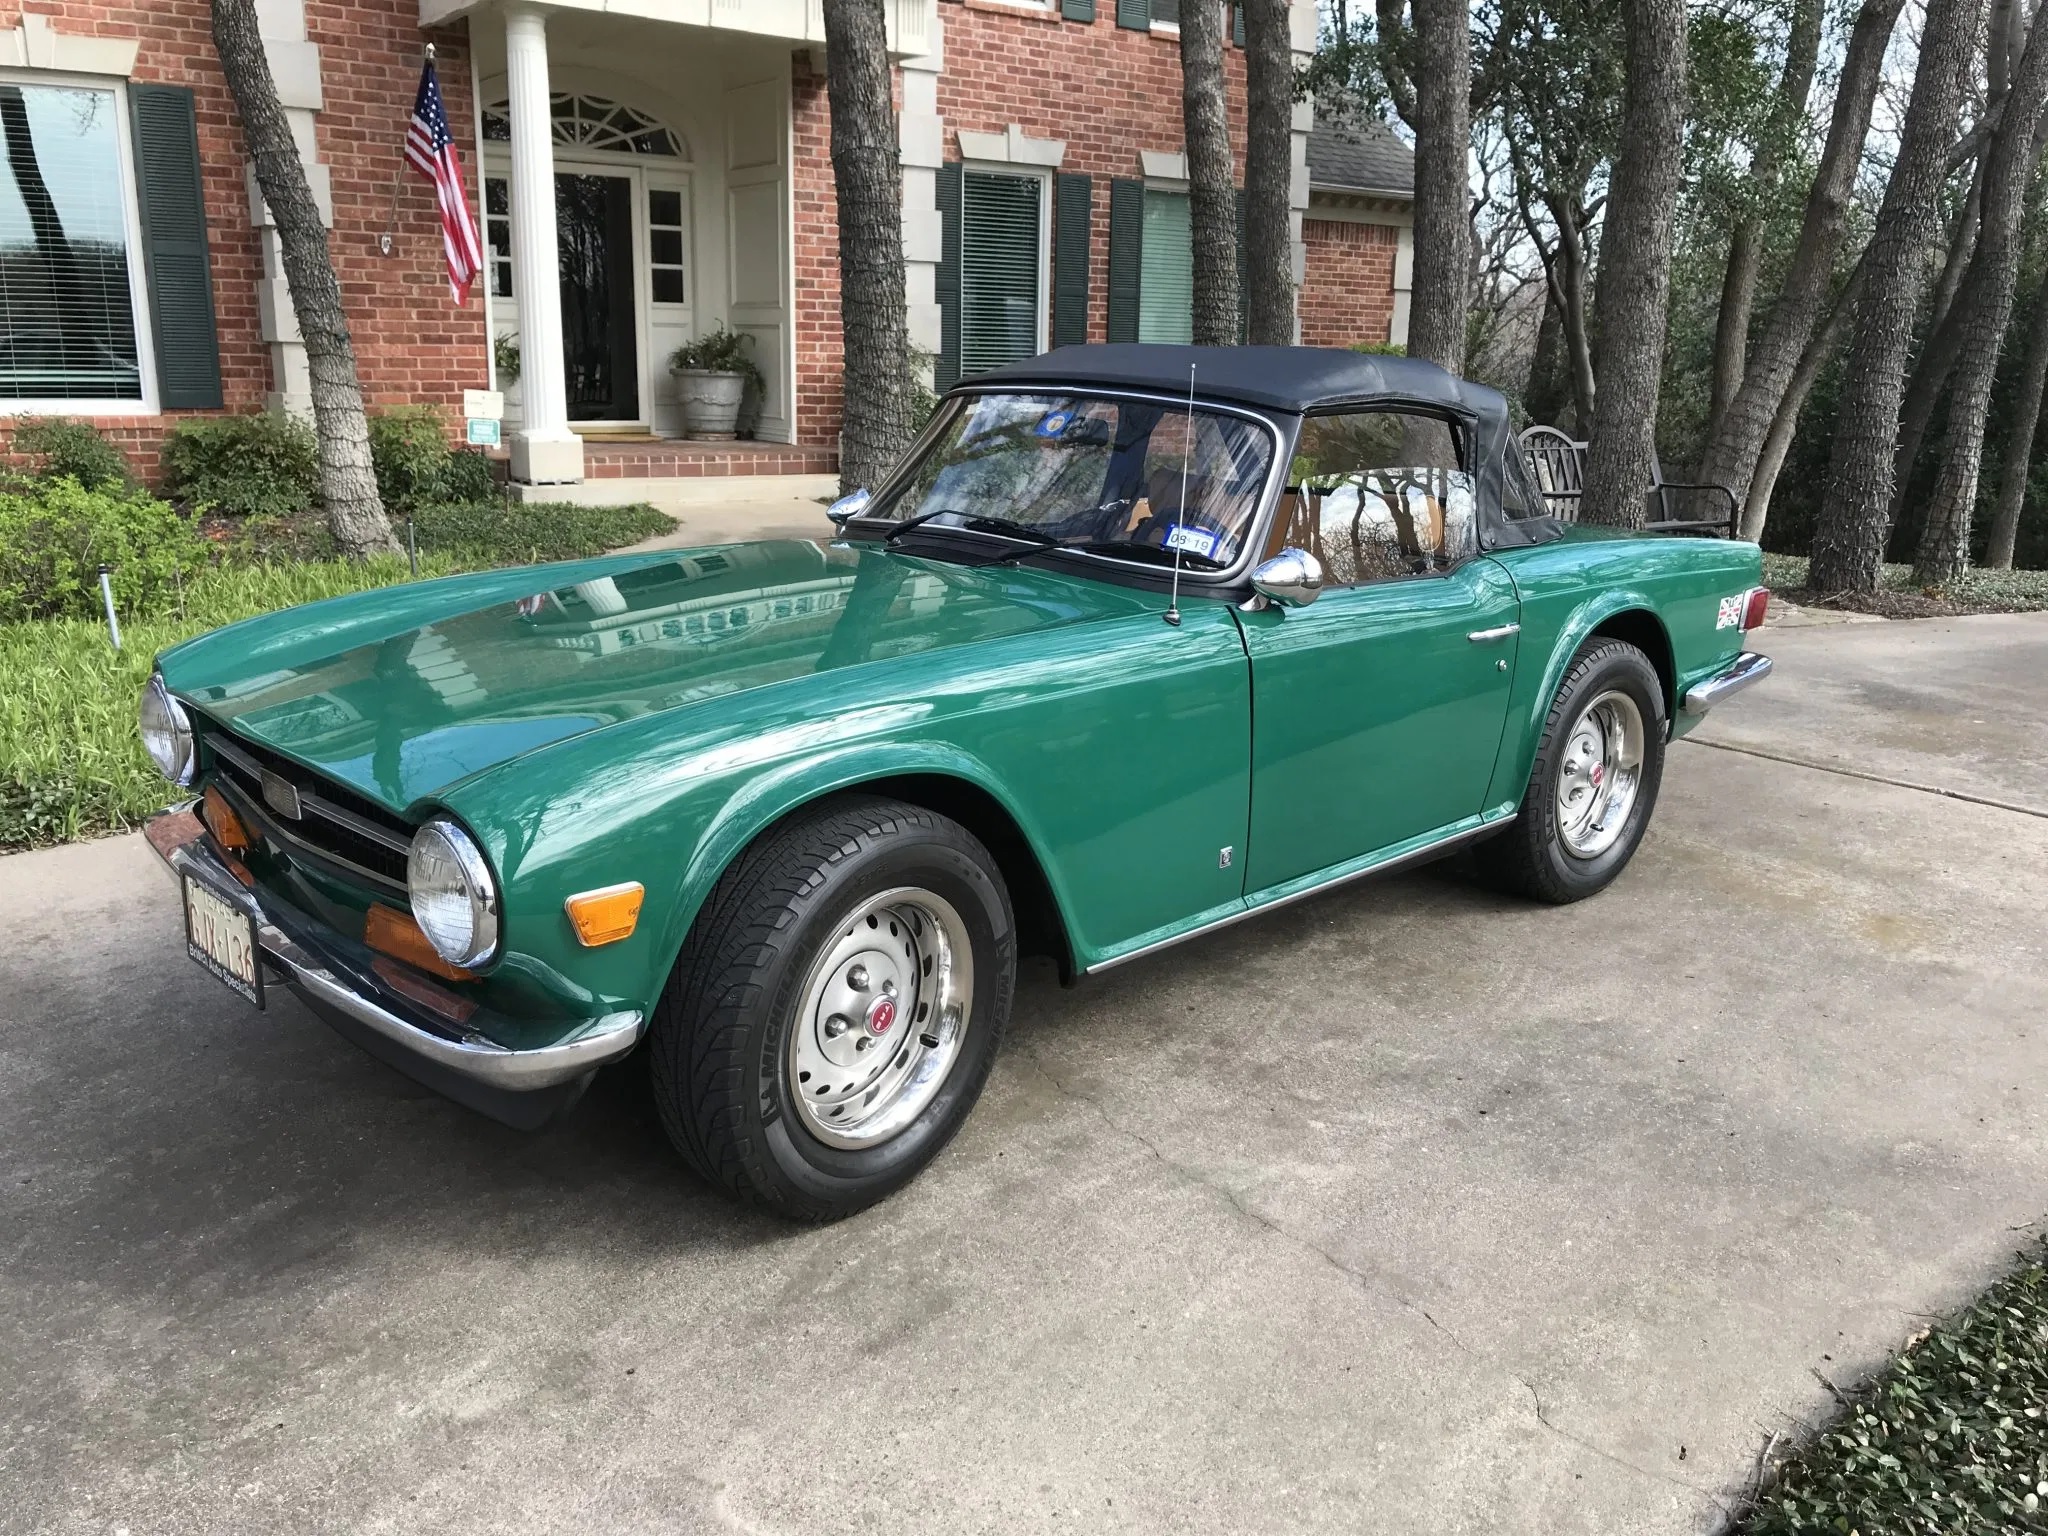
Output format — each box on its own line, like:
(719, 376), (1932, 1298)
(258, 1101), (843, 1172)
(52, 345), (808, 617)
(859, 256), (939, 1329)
(1481, 638), (1667, 904)
(648, 795), (1015, 1221)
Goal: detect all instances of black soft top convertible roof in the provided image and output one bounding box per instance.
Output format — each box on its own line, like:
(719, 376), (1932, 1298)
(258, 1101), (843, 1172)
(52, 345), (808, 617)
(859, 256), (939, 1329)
(968, 344), (1507, 425)
(965, 345), (1545, 548)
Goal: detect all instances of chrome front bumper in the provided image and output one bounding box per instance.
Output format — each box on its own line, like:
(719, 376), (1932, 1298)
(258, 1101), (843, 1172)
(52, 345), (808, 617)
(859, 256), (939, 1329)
(1682, 651), (1774, 715)
(146, 807), (643, 1116)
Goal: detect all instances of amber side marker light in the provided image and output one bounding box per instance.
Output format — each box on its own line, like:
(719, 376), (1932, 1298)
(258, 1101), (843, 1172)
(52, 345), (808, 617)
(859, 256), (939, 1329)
(201, 784), (250, 851)
(365, 903), (478, 983)
(566, 882), (644, 948)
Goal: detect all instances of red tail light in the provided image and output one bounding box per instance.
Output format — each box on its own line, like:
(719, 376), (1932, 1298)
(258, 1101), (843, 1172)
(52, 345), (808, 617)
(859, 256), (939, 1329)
(1742, 587), (1770, 631)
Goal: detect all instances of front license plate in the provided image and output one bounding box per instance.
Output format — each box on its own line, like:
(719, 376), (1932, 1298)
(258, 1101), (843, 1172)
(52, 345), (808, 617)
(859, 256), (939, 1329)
(183, 872), (264, 1007)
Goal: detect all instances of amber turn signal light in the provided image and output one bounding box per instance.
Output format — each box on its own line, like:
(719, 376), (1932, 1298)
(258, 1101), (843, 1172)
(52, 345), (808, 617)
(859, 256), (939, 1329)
(565, 882), (644, 947)
(201, 784), (250, 851)
(365, 902), (477, 983)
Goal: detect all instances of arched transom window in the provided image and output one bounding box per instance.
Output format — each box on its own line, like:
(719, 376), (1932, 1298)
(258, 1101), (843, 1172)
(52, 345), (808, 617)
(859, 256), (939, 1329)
(482, 93), (684, 157)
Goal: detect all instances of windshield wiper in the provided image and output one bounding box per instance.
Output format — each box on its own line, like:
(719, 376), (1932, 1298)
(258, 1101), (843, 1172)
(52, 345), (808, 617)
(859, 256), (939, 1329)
(884, 510), (1063, 555)
(1063, 539), (1229, 570)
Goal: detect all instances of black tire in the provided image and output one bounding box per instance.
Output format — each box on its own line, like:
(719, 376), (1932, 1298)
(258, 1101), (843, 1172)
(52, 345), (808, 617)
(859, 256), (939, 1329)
(648, 795), (1015, 1221)
(1481, 638), (1667, 905)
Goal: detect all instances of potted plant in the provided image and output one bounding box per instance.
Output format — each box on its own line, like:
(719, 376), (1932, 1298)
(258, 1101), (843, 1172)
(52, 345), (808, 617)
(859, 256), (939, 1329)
(670, 324), (764, 440)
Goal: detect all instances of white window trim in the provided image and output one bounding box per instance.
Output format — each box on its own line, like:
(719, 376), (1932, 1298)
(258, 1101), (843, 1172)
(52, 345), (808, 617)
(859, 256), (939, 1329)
(0, 69), (158, 417)
(960, 159), (1053, 362)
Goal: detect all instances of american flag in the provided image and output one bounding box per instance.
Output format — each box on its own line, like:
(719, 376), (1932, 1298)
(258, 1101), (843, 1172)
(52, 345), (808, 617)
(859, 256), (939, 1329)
(404, 59), (484, 303)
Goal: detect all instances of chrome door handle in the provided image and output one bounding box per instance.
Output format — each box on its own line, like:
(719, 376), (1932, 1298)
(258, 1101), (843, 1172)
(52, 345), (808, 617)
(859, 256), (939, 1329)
(1467, 623), (1520, 643)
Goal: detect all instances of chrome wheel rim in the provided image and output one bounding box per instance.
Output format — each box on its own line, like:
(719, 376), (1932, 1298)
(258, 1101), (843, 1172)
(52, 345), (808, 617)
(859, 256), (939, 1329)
(1555, 689), (1645, 859)
(787, 887), (974, 1150)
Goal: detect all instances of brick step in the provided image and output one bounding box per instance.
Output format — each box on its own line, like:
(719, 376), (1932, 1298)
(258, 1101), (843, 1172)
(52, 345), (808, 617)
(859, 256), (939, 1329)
(580, 439), (838, 478)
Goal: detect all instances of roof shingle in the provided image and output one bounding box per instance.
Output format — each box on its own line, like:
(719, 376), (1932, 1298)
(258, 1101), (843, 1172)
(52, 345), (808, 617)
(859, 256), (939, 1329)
(1307, 120), (1416, 198)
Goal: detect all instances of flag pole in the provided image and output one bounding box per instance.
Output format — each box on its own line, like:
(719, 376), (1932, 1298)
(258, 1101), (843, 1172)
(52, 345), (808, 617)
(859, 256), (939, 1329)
(379, 43), (437, 256)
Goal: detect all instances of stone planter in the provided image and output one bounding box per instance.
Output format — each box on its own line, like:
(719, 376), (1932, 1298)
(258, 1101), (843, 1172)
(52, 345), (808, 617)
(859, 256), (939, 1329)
(673, 368), (748, 440)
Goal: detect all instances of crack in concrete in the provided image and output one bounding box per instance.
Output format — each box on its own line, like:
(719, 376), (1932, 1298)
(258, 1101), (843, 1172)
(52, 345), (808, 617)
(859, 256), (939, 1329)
(1681, 736), (2048, 820)
(1019, 1046), (1732, 1520)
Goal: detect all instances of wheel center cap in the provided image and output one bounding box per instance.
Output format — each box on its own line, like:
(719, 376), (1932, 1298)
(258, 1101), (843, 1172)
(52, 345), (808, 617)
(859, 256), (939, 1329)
(865, 996), (898, 1037)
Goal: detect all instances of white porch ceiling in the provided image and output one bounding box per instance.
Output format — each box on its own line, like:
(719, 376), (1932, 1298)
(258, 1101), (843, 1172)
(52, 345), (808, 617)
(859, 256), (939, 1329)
(419, 0), (939, 60)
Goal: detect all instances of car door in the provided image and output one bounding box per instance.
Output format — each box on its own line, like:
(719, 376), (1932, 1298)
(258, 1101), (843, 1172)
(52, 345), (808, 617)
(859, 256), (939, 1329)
(1238, 408), (1521, 893)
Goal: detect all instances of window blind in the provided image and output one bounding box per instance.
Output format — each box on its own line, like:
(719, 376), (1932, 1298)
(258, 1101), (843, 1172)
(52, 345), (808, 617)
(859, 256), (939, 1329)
(960, 170), (1042, 378)
(1138, 188), (1193, 345)
(0, 82), (143, 401)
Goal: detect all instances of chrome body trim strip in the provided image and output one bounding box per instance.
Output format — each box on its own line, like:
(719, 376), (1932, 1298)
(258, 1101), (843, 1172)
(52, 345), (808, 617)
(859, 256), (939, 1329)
(1682, 650), (1774, 715)
(1085, 819), (1508, 974)
(147, 810), (642, 1091)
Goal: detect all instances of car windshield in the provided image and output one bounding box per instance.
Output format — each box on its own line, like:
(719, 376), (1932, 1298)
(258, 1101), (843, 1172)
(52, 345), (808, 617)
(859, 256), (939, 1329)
(866, 392), (1275, 568)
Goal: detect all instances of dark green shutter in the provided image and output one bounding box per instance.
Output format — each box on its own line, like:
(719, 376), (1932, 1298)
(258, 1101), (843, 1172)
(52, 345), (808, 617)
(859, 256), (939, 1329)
(1235, 187), (1249, 343)
(1116, 0), (1150, 29)
(128, 84), (222, 410)
(935, 161), (963, 391)
(1107, 178), (1143, 344)
(1232, 4), (1245, 45)
(1054, 173), (1092, 348)
(1062, 0), (1096, 20)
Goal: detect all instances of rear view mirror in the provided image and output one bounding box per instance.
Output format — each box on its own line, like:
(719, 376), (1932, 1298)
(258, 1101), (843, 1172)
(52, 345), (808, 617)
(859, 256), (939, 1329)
(826, 488), (871, 526)
(1250, 548), (1324, 608)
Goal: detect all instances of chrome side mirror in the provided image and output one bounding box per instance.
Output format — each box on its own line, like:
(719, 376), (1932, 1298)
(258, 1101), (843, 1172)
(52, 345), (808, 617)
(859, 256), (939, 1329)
(826, 487), (872, 526)
(1250, 547), (1324, 608)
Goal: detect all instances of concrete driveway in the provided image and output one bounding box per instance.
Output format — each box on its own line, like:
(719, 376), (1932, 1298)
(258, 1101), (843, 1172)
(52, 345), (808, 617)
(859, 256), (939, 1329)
(5, 613), (2046, 1534)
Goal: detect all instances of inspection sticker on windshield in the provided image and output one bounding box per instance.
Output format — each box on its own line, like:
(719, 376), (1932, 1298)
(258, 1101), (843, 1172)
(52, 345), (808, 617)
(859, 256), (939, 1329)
(1163, 523), (1220, 560)
(1034, 408), (1076, 438)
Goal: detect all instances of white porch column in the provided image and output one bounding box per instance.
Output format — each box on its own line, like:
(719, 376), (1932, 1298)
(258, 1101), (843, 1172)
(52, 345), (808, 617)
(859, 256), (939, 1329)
(503, 4), (581, 484)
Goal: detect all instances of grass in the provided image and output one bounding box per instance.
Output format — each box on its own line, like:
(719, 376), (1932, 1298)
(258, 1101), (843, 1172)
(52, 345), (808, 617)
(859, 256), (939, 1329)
(1733, 1239), (2048, 1533)
(0, 499), (673, 851)
(1763, 553), (2048, 617)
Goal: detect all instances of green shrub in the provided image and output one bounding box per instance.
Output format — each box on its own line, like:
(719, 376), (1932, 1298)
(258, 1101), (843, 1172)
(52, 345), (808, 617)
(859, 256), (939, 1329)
(369, 405), (453, 512)
(438, 447), (498, 503)
(0, 478), (211, 623)
(162, 413), (320, 520)
(10, 418), (133, 490)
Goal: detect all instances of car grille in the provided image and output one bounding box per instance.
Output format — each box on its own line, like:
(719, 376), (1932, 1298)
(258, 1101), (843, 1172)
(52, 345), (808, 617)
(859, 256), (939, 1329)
(198, 721), (414, 893)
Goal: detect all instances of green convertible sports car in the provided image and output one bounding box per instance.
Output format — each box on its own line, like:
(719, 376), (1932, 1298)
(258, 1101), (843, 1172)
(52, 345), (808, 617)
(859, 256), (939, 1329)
(141, 346), (1772, 1220)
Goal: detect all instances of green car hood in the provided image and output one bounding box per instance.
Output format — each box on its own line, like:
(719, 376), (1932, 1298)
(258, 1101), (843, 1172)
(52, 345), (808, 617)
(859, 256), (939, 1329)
(157, 539), (1158, 812)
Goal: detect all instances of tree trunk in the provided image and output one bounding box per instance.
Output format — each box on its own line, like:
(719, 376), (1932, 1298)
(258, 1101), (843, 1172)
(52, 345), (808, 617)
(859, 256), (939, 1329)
(1243, 0), (1295, 345)
(210, 0), (394, 558)
(1525, 280), (1569, 426)
(1911, 6), (2048, 585)
(1544, 193), (1598, 425)
(1806, 0), (1986, 594)
(822, 0), (911, 496)
(1694, 0), (1906, 515)
(1707, 0), (1824, 441)
(1407, 0), (1470, 371)
(1579, 0), (1687, 528)
(1180, 0), (1239, 346)
(1987, 270), (2048, 568)
(1886, 238), (1976, 527)
(1742, 260), (1864, 541)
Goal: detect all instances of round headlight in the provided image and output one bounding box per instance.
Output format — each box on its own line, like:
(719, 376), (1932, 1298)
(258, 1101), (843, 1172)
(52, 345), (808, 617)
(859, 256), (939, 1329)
(406, 817), (500, 969)
(139, 673), (194, 786)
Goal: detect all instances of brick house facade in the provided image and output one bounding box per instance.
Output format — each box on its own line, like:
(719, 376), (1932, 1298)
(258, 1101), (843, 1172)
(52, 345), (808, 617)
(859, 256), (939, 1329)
(0, 0), (1409, 488)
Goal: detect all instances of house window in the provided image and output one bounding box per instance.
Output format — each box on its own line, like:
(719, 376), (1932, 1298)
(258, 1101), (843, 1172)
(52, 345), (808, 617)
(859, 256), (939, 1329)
(1138, 187), (1192, 344)
(1150, 0), (1182, 25)
(648, 187), (686, 305)
(0, 80), (146, 405)
(482, 94), (683, 157)
(484, 176), (512, 299)
(959, 168), (1046, 378)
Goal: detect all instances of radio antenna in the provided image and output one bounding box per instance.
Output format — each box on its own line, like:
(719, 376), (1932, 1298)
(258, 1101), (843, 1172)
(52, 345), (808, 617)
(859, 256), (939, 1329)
(1164, 361), (1196, 627)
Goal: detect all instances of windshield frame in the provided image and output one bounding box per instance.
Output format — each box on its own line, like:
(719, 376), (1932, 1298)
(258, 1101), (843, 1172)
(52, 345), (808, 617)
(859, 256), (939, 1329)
(842, 385), (1292, 587)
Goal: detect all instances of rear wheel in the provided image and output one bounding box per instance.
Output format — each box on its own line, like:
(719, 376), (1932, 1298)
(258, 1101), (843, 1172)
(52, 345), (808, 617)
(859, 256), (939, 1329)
(648, 795), (1014, 1221)
(1483, 638), (1667, 904)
